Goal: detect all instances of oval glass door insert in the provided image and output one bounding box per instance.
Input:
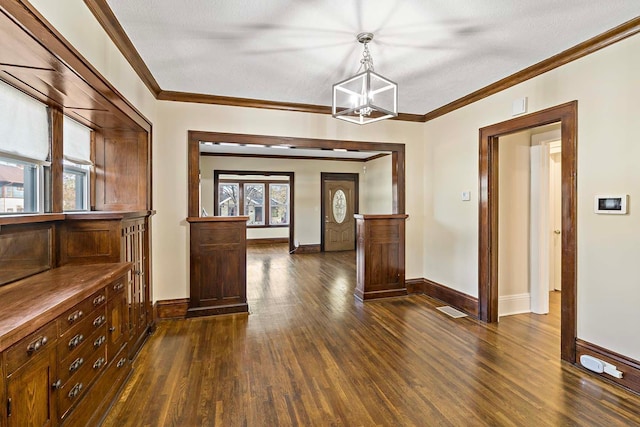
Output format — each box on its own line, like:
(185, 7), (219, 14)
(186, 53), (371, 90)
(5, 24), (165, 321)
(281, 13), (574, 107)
(332, 189), (347, 224)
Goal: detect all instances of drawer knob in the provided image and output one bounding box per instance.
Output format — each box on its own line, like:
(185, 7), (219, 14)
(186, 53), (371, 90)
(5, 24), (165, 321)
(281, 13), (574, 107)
(68, 383), (83, 399)
(93, 315), (106, 327)
(116, 357), (127, 368)
(109, 326), (117, 333)
(68, 334), (84, 350)
(27, 336), (48, 354)
(113, 282), (125, 291)
(94, 335), (106, 349)
(93, 295), (106, 306)
(67, 310), (84, 324)
(93, 357), (106, 370)
(52, 379), (62, 390)
(69, 357), (84, 373)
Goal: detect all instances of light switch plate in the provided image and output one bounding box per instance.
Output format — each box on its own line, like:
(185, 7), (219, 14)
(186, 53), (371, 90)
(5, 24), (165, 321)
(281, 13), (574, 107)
(461, 191), (471, 201)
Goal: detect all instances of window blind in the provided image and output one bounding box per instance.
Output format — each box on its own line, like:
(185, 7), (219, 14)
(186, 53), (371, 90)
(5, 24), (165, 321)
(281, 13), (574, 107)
(0, 80), (49, 162)
(63, 116), (92, 165)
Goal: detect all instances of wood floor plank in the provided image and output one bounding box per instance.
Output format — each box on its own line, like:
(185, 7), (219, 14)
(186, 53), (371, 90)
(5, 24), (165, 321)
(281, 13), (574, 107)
(102, 245), (640, 426)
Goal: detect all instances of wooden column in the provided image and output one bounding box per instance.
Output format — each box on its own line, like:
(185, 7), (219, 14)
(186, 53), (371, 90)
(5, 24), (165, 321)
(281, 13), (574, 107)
(187, 216), (249, 317)
(354, 214), (409, 301)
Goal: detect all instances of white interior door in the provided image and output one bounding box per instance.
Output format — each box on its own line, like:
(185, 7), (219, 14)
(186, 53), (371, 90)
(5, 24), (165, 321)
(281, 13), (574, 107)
(529, 144), (550, 314)
(550, 150), (562, 291)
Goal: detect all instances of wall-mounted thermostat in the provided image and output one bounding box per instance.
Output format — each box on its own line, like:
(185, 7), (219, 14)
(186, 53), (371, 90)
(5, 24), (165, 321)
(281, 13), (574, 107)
(594, 195), (628, 214)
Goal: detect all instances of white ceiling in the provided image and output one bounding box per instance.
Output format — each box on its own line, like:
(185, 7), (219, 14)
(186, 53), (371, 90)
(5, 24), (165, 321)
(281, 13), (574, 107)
(106, 1), (639, 115)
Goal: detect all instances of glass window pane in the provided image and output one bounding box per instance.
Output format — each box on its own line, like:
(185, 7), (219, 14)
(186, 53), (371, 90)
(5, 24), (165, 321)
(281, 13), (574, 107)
(244, 183), (264, 225)
(63, 166), (88, 211)
(218, 183), (239, 216)
(0, 158), (38, 213)
(269, 183), (289, 225)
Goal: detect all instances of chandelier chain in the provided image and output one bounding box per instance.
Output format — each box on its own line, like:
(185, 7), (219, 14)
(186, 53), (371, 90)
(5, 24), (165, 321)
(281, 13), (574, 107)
(358, 42), (374, 73)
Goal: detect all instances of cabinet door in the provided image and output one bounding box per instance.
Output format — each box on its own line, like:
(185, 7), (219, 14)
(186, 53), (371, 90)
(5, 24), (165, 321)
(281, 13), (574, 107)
(6, 349), (57, 427)
(106, 292), (127, 361)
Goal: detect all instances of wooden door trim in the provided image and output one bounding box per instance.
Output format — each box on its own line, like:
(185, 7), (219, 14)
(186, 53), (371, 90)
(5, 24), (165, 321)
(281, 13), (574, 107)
(478, 101), (577, 363)
(320, 173), (359, 252)
(188, 131), (405, 234)
(213, 169), (295, 253)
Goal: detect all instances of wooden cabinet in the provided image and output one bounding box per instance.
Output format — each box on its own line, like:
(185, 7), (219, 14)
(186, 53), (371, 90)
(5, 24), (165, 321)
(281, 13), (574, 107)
(122, 218), (148, 357)
(106, 281), (128, 360)
(0, 264), (131, 427)
(354, 214), (409, 300)
(4, 326), (57, 427)
(58, 212), (153, 357)
(187, 217), (249, 317)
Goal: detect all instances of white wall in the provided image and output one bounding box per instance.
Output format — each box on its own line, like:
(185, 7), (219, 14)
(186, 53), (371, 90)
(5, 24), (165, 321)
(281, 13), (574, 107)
(200, 155), (365, 244)
(424, 34), (640, 360)
(362, 155), (393, 214)
(498, 131), (531, 316)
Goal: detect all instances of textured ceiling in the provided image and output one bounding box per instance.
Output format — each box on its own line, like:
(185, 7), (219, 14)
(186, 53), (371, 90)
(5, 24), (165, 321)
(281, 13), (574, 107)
(106, 1), (639, 115)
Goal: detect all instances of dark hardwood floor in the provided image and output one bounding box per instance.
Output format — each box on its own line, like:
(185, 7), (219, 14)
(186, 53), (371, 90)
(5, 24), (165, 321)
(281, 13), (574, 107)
(102, 244), (640, 426)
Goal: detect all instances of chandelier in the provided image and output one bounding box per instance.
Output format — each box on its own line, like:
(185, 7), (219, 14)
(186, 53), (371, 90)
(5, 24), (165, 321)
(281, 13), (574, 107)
(332, 32), (398, 125)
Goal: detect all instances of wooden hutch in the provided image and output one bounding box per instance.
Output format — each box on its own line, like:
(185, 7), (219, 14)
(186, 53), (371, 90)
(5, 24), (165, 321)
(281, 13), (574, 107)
(0, 1), (153, 426)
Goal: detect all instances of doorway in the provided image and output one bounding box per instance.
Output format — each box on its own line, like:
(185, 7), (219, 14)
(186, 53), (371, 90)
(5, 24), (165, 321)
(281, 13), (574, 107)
(478, 101), (577, 363)
(321, 173), (359, 252)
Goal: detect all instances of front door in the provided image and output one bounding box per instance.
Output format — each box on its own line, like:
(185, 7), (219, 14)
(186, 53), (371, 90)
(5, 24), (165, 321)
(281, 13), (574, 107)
(322, 173), (358, 251)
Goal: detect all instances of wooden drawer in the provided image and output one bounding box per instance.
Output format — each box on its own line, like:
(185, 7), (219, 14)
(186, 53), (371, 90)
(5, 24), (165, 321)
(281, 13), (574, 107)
(57, 347), (106, 421)
(58, 289), (107, 337)
(58, 326), (106, 387)
(59, 343), (130, 427)
(4, 322), (57, 376)
(57, 306), (106, 362)
(106, 277), (126, 300)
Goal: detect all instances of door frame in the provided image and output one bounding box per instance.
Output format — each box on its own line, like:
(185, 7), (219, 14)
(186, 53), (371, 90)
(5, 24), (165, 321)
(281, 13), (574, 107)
(320, 172), (359, 252)
(478, 101), (577, 363)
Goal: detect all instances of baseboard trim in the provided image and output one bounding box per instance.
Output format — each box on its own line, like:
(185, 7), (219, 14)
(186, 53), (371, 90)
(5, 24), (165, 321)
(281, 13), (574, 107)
(575, 339), (640, 395)
(354, 287), (408, 301)
(186, 303), (249, 318)
(405, 278), (425, 294)
(247, 237), (288, 246)
(406, 278), (479, 318)
(498, 293), (531, 317)
(294, 244), (321, 254)
(155, 298), (189, 319)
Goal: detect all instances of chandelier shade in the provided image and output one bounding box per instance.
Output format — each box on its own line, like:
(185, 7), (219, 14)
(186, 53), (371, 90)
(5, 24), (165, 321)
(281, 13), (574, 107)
(332, 33), (398, 125)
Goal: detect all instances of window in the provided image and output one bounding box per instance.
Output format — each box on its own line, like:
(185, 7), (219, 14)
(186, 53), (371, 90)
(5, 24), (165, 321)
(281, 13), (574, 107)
(62, 163), (88, 211)
(217, 180), (289, 227)
(218, 183), (239, 216)
(0, 158), (39, 214)
(0, 80), (49, 214)
(244, 183), (264, 225)
(269, 183), (289, 225)
(63, 116), (91, 211)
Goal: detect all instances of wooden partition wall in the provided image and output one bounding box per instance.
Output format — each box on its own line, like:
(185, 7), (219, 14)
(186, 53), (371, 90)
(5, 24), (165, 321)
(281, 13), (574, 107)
(354, 214), (409, 300)
(186, 216), (249, 317)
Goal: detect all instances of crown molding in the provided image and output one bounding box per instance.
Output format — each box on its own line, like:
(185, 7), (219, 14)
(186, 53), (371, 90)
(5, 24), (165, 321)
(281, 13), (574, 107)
(422, 16), (640, 122)
(84, 0), (161, 97)
(84, 1), (638, 124)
